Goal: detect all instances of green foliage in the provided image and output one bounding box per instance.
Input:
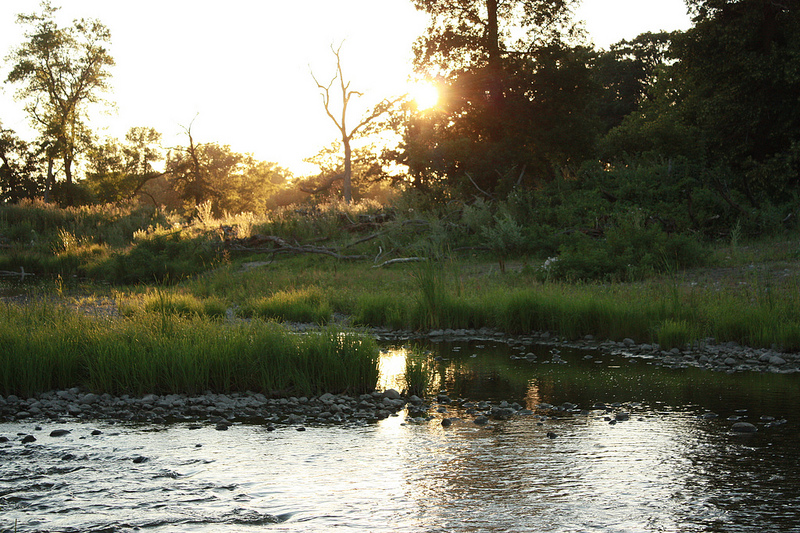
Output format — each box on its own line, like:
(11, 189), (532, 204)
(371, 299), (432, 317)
(241, 287), (332, 324)
(397, 0), (596, 196)
(6, 1), (114, 187)
(402, 351), (434, 397)
(655, 319), (698, 350)
(480, 212), (525, 271)
(94, 229), (221, 284)
(0, 302), (380, 397)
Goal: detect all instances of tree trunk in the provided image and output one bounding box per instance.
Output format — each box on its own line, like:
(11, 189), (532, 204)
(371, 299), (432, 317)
(44, 157), (54, 203)
(63, 155), (73, 184)
(343, 136), (352, 204)
(485, 0), (504, 136)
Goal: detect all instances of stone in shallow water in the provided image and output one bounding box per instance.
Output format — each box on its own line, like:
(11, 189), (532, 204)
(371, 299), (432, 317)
(731, 422), (758, 433)
(50, 429), (71, 437)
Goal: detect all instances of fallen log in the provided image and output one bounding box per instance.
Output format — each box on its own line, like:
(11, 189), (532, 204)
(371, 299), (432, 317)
(228, 235), (367, 260)
(372, 257), (427, 268)
(0, 267), (33, 279)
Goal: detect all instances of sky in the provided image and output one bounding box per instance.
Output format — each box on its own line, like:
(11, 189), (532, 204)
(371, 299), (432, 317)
(0, 0), (692, 176)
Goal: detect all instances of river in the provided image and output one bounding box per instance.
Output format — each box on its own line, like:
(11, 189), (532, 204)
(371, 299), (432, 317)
(2, 339), (799, 532)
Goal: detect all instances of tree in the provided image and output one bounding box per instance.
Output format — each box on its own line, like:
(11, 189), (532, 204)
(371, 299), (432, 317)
(5, 0), (114, 196)
(672, 0), (800, 205)
(0, 124), (46, 202)
(394, 0), (595, 198)
(591, 32), (677, 135)
(311, 43), (396, 204)
(298, 141), (385, 202)
(165, 124), (288, 215)
(85, 127), (164, 203)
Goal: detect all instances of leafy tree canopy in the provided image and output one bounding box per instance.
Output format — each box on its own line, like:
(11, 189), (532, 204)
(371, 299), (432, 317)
(5, 0), (114, 190)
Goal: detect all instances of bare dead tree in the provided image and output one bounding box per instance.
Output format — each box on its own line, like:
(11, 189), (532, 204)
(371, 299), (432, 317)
(311, 43), (398, 204)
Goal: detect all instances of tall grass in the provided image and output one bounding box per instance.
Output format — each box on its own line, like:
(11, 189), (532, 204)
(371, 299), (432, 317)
(186, 254), (800, 350)
(240, 287), (332, 324)
(0, 302), (380, 397)
(402, 350), (434, 397)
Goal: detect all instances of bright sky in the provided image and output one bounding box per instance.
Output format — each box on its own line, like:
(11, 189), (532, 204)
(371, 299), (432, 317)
(0, 0), (691, 176)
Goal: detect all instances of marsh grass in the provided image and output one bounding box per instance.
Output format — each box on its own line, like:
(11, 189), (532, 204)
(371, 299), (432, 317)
(402, 350), (434, 397)
(0, 302), (379, 397)
(181, 254), (800, 350)
(241, 287), (332, 324)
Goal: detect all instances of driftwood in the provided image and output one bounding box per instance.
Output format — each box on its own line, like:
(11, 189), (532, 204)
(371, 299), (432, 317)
(373, 257), (427, 268)
(228, 234), (367, 260)
(0, 267), (33, 279)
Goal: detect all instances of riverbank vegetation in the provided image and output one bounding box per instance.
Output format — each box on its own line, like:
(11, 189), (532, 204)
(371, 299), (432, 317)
(0, 301), (379, 398)
(1, 1), (799, 397)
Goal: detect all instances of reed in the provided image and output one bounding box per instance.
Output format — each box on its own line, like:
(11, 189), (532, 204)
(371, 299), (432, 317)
(0, 302), (379, 397)
(240, 287), (332, 324)
(402, 351), (434, 397)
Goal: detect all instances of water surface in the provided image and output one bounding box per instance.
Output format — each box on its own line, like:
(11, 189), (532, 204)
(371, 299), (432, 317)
(2, 340), (798, 532)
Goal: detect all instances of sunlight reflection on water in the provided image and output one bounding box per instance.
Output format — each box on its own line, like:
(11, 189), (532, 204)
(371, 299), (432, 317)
(2, 341), (799, 532)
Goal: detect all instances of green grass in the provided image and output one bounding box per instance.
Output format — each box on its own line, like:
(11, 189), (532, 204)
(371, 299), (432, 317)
(181, 254), (800, 351)
(402, 350), (434, 397)
(0, 301), (379, 397)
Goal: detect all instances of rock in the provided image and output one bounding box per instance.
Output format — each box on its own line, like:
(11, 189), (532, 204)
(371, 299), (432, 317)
(732, 422), (758, 433)
(285, 414), (304, 425)
(132, 455), (148, 463)
(21, 435), (36, 443)
(441, 418), (452, 428)
(80, 393), (100, 405)
(318, 392), (335, 402)
(615, 412), (630, 422)
(91, 429), (102, 436)
(383, 389), (401, 400)
(622, 338), (636, 347)
(546, 432), (558, 439)
(769, 355), (787, 365)
(473, 416), (489, 425)
(50, 429), (71, 437)
(724, 357), (738, 366)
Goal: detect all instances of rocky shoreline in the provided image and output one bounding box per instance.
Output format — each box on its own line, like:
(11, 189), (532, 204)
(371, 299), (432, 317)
(1, 326), (797, 428)
(0, 388), (413, 427)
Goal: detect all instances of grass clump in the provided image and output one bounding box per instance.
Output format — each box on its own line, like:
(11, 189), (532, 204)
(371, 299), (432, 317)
(0, 301), (379, 397)
(402, 350), (434, 397)
(240, 287), (332, 324)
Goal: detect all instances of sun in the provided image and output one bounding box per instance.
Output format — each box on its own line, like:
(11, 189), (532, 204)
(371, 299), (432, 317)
(408, 81), (439, 110)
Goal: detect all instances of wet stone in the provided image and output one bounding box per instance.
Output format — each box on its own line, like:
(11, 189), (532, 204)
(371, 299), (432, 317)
(732, 422), (758, 433)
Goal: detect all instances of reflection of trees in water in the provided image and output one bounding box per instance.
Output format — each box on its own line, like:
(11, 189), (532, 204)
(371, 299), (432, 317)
(411, 338), (800, 419)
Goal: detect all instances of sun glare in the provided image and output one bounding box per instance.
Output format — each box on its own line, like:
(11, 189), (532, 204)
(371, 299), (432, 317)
(409, 82), (439, 110)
